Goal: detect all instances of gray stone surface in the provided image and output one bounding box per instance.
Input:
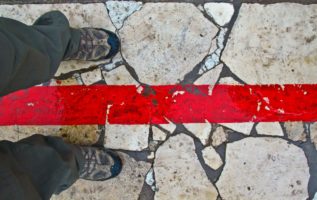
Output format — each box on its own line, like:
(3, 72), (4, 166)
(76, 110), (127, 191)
(217, 137), (310, 200)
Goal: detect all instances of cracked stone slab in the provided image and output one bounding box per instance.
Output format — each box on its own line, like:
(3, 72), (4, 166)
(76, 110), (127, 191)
(52, 153), (151, 200)
(204, 3), (234, 26)
(145, 168), (156, 191)
(195, 64), (223, 85)
(222, 4), (317, 84)
(201, 28), (227, 73)
(100, 53), (124, 72)
(0, 126), (19, 141)
(106, 1), (142, 29)
(219, 122), (253, 135)
(184, 123), (211, 145)
(217, 137), (310, 200)
(284, 122), (306, 142)
(119, 3), (218, 85)
(0, 4), (115, 77)
(17, 125), (100, 145)
(158, 120), (176, 134)
(309, 123), (317, 150)
(102, 65), (139, 85)
(154, 134), (218, 200)
(152, 126), (167, 141)
(104, 124), (149, 151)
(218, 76), (242, 85)
(211, 126), (228, 147)
(256, 122), (284, 136)
(202, 146), (223, 170)
(80, 68), (103, 85)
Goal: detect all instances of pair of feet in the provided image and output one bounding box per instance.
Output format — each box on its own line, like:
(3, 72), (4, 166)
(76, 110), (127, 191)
(67, 28), (122, 181)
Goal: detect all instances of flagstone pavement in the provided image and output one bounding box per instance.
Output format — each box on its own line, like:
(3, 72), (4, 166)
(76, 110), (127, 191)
(0, 1), (317, 199)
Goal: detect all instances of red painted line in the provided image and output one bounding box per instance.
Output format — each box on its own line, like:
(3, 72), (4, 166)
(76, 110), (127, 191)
(0, 84), (316, 125)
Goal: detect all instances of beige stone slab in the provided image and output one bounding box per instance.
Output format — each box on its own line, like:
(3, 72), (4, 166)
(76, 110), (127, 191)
(0, 126), (19, 142)
(222, 4), (317, 84)
(217, 137), (310, 200)
(152, 126), (167, 141)
(0, 4), (115, 77)
(202, 146), (223, 170)
(106, 1), (143, 29)
(310, 123), (317, 150)
(211, 126), (228, 147)
(218, 77), (242, 85)
(104, 124), (149, 151)
(52, 153), (151, 200)
(158, 119), (176, 134)
(194, 64), (223, 85)
(17, 125), (99, 145)
(81, 68), (103, 85)
(154, 134), (218, 200)
(102, 65), (139, 85)
(204, 3), (234, 26)
(119, 3), (218, 85)
(49, 75), (82, 86)
(256, 122), (284, 136)
(284, 122), (306, 142)
(220, 122), (253, 135)
(184, 123), (212, 145)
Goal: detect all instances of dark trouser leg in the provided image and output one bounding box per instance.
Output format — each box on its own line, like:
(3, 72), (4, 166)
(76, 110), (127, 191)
(0, 11), (80, 97)
(0, 134), (85, 200)
(0, 11), (84, 200)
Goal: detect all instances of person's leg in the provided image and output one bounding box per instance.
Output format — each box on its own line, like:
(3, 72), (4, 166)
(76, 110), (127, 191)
(0, 11), (80, 96)
(0, 10), (120, 97)
(0, 10), (122, 200)
(0, 135), (82, 200)
(0, 134), (122, 200)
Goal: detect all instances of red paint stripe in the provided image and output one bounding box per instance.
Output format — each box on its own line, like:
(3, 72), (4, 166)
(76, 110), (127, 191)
(0, 84), (316, 125)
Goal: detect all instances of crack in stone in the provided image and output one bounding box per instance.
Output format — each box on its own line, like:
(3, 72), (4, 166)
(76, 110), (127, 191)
(301, 123), (317, 199)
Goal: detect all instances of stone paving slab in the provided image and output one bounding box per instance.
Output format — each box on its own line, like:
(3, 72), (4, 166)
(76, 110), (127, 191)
(222, 3), (317, 84)
(1, 0), (317, 4)
(0, 1), (317, 200)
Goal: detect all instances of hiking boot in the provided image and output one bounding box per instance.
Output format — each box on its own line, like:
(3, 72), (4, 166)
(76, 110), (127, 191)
(66, 28), (120, 61)
(78, 146), (122, 181)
